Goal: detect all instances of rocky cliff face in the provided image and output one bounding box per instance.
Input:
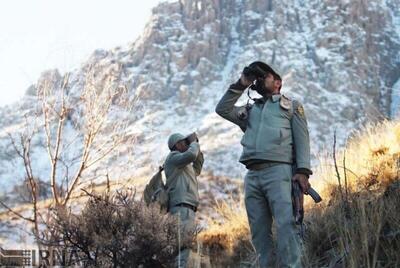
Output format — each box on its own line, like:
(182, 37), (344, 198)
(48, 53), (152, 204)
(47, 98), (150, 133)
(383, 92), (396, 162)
(0, 0), (399, 190)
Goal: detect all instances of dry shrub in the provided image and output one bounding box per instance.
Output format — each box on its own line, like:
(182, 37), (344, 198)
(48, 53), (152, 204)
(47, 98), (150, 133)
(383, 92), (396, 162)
(49, 190), (188, 267)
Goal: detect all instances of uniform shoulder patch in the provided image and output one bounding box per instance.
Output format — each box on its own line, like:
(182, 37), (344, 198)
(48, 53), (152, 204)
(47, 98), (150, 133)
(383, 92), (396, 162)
(294, 101), (306, 118)
(297, 105), (305, 117)
(280, 94), (292, 110)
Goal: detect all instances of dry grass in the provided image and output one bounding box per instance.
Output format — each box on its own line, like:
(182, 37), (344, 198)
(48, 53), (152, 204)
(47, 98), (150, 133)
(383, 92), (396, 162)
(304, 120), (400, 267)
(198, 197), (255, 267)
(304, 186), (400, 267)
(199, 120), (400, 267)
(312, 120), (400, 202)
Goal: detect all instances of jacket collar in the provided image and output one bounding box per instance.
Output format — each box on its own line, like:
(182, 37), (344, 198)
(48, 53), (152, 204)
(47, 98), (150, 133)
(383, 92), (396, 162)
(271, 94), (281, 102)
(255, 94), (281, 104)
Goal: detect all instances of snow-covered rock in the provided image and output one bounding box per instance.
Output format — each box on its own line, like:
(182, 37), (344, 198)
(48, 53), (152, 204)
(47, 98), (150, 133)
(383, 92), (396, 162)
(0, 0), (399, 193)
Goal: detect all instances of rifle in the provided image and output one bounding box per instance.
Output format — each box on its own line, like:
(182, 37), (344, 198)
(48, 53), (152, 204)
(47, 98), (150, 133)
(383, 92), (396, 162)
(292, 182), (322, 239)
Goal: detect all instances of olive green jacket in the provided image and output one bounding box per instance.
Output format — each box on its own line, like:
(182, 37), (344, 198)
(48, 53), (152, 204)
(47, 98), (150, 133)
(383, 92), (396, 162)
(164, 142), (204, 209)
(215, 87), (312, 173)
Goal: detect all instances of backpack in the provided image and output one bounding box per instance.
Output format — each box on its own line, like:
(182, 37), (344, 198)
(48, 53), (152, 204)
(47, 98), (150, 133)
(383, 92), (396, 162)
(143, 166), (169, 212)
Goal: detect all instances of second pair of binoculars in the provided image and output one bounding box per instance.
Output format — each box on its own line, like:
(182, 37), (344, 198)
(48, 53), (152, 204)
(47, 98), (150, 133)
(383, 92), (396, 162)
(185, 132), (199, 144)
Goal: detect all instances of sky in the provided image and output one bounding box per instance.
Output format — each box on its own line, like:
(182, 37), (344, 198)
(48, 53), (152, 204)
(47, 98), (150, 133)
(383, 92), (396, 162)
(0, 0), (162, 106)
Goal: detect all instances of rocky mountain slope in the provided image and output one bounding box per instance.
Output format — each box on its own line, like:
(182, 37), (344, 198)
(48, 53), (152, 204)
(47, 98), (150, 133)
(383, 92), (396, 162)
(0, 0), (399, 193)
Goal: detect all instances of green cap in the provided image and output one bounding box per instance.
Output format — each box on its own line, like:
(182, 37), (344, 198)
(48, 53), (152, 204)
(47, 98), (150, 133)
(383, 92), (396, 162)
(168, 133), (185, 150)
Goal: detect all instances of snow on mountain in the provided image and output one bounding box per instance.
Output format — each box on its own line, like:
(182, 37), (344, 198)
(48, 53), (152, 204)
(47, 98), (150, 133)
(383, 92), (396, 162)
(391, 78), (400, 118)
(0, 0), (399, 194)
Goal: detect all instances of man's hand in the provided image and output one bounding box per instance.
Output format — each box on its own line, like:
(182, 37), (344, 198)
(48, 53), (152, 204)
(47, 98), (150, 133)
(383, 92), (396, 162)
(186, 132), (199, 144)
(292, 173), (311, 194)
(240, 73), (253, 87)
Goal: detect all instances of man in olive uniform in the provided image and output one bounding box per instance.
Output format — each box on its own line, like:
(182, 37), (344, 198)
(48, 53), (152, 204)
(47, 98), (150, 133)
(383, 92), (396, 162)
(165, 132), (204, 268)
(215, 61), (312, 267)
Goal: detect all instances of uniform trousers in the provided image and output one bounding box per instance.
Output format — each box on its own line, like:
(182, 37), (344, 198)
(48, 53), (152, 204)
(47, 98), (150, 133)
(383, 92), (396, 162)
(244, 163), (301, 268)
(169, 206), (196, 268)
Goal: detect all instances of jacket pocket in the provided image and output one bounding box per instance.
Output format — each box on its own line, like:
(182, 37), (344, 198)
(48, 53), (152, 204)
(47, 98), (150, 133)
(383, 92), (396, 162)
(256, 126), (281, 152)
(280, 127), (291, 141)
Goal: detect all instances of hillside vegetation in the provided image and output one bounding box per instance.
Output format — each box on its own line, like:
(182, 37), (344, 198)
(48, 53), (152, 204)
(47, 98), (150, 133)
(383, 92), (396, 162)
(1, 121), (399, 267)
(199, 120), (400, 267)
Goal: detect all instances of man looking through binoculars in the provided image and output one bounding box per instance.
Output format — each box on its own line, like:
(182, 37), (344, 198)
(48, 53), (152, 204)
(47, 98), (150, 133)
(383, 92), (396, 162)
(215, 61), (313, 268)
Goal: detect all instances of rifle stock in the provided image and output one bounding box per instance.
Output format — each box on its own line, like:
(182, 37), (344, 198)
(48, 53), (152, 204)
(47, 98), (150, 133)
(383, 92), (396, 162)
(292, 182), (304, 225)
(292, 181), (322, 240)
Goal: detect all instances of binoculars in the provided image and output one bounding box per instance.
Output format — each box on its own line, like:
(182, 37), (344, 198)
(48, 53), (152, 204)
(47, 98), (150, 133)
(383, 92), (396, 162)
(184, 132), (199, 145)
(243, 65), (268, 82)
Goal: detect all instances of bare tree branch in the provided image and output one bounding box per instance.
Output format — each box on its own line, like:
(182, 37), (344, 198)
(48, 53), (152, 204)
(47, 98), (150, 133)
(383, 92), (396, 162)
(333, 130), (344, 201)
(6, 62), (138, 248)
(49, 74), (70, 205)
(0, 200), (34, 223)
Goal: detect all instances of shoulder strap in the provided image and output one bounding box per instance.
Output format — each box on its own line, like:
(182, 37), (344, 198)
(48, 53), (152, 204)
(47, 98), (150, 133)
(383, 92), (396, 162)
(282, 95), (304, 120)
(281, 94), (295, 119)
(290, 100), (295, 119)
(291, 99), (302, 120)
(162, 161), (181, 192)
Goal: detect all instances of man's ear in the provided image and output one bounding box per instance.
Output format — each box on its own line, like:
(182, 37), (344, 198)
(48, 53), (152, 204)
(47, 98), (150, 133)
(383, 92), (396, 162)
(274, 79), (282, 91)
